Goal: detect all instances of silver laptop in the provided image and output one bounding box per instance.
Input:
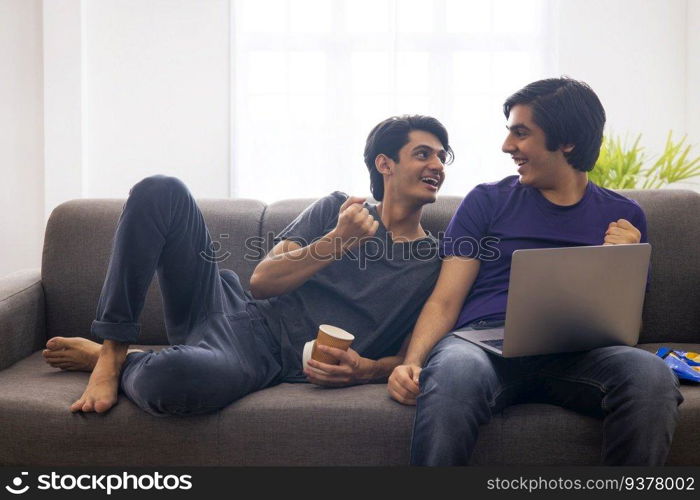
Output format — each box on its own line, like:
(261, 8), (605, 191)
(453, 243), (651, 357)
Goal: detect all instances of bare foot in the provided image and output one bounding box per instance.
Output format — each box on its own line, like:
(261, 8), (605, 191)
(43, 337), (144, 372)
(70, 360), (121, 413)
(70, 340), (133, 414)
(43, 337), (101, 372)
(44, 337), (145, 413)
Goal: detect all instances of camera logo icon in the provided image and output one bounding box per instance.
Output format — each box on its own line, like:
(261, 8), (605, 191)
(199, 234), (231, 263)
(5, 472), (29, 494)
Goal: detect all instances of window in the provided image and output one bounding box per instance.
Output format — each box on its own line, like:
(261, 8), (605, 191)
(231, 0), (555, 201)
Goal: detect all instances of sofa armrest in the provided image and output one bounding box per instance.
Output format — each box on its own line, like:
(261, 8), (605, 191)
(0, 268), (45, 371)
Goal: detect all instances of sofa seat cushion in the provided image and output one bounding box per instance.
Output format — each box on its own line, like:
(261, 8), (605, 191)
(1, 344), (697, 465)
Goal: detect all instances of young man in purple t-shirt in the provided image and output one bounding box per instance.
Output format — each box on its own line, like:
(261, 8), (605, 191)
(388, 77), (683, 466)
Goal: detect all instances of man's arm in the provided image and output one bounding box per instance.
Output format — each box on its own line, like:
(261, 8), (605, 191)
(250, 196), (377, 299)
(388, 256), (481, 405)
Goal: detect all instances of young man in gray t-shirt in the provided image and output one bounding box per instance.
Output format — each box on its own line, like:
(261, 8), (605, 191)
(43, 115), (453, 416)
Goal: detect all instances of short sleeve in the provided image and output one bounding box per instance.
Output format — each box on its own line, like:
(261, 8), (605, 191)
(441, 184), (494, 258)
(274, 191), (347, 247)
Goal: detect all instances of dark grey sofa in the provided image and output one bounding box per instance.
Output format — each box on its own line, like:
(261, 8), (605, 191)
(1, 190), (698, 466)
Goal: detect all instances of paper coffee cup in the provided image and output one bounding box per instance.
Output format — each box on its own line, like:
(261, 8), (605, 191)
(310, 324), (354, 364)
(302, 340), (330, 375)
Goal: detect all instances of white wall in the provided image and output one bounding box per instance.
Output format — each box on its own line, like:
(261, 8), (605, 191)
(83, 0), (231, 199)
(43, 0), (231, 217)
(687, 0), (700, 151)
(43, 0), (84, 220)
(0, 0), (44, 279)
(1, 0), (699, 278)
(557, 0), (699, 191)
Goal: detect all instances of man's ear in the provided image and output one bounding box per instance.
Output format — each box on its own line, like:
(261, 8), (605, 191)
(375, 154), (393, 175)
(561, 144), (575, 153)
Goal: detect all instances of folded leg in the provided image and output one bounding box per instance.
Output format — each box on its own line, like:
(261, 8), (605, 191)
(91, 174), (233, 345)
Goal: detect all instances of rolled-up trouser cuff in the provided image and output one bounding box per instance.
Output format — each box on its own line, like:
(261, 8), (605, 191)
(91, 320), (140, 343)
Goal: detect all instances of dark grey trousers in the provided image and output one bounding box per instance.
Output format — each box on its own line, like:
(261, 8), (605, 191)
(91, 175), (280, 417)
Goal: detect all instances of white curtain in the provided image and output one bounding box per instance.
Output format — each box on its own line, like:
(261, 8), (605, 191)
(231, 0), (556, 201)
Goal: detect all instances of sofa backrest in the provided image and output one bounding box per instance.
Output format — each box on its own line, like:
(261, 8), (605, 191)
(620, 190), (700, 343)
(41, 190), (699, 345)
(41, 199), (266, 345)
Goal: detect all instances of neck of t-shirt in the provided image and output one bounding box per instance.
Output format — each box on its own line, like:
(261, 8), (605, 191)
(374, 201), (427, 242)
(534, 182), (592, 213)
(536, 173), (590, 209)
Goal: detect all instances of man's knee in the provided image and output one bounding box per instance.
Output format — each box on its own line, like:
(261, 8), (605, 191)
(129, 175), (190, 203)
(421, 336), (498, 398)
(608, 347), (681, 401)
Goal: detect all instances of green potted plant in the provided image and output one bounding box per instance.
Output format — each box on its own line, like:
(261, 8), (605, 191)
(589, 132), (700, 189)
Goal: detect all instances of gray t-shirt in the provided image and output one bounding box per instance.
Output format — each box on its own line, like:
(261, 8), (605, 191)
(254, 191), (441, 382)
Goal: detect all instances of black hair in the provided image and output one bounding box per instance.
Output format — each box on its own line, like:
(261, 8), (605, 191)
(363, 115), (454, 201)
(503, 77), (606, 172)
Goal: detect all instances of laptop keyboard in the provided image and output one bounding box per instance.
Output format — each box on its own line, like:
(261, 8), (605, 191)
(481, 338), (504, 350)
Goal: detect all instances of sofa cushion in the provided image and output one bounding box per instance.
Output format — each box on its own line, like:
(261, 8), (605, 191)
(1, 343), (697, 466)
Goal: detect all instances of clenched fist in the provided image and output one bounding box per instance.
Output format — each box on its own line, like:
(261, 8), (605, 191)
(330, 196), (380, 251)
(603, 218), (641, 245)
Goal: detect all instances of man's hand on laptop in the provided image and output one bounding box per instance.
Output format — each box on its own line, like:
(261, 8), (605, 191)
(388, 364), (421, 405)
(603, 218), (641, 245)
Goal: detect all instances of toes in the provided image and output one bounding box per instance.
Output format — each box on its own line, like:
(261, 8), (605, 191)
(70, 399), (84, 412)
(82, 400), (94, 412)
(44, 350), (65, 360)
(94, 399), (116, 413)
(46, 357), (69, 366)
(46, 337), (65, 350)
(43, 349), (66, 360)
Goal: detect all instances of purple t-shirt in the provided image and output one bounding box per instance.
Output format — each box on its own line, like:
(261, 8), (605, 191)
(442, 175), (649, 330)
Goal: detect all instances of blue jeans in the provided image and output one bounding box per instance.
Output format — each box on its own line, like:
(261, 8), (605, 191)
(411, 321), (683, 465)
(91, 175), (281, 417)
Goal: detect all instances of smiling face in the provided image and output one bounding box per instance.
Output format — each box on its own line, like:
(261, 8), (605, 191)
(502, 104), (574, 190)
(379, 130), (447, 205)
